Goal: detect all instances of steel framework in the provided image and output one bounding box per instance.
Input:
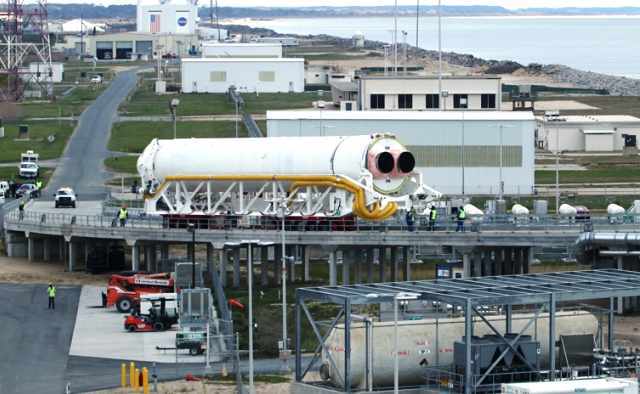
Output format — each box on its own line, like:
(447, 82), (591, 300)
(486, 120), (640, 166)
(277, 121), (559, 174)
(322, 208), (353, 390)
(295, 269), (640, 393)
(0, 0), (55, 102)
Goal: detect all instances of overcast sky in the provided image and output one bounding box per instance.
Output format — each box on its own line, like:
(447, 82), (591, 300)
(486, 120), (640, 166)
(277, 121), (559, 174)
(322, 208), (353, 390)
(84, 1), (640, 10)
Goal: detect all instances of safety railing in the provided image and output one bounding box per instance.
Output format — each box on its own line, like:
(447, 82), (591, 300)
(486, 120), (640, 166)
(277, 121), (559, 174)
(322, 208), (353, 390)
(6, 207), (640, 234)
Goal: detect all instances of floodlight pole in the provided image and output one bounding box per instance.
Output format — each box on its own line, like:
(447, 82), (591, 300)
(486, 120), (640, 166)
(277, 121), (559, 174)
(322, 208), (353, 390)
(489, 124), (514, 200)
(280, 201), (291, 374)
(187, 224), (195, 289)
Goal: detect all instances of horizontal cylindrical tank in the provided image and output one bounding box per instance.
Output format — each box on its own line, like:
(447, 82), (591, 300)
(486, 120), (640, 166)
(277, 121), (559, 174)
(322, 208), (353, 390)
(138, 135), (415, 195)
(512, 204), (530, 215)
(607, 204), (625, 215)
(559, 204), (577, 215)
(322, 311), (598, 390)
(463, 203), (483, 216)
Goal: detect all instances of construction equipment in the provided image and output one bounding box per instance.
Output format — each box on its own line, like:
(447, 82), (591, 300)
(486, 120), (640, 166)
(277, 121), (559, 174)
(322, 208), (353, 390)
(124, 297), (178, 332)
(104, 272), (175, 312)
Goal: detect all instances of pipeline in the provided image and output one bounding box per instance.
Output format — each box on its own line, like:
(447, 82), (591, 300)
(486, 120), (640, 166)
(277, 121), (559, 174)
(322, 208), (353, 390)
(575, 232), (640, 264)
(146, 174), (398, 221)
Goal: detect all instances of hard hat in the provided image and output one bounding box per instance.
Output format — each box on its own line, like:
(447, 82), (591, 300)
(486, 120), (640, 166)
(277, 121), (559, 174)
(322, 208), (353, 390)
(48, 282), (52, 285)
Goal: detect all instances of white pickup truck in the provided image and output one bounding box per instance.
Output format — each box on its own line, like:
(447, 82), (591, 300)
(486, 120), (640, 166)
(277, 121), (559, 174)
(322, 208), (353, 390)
(19, 151), (39, 179)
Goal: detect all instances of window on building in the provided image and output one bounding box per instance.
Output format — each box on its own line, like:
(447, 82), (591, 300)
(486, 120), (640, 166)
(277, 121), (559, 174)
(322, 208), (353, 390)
(258, 71), (275, 82)
(481, 94), (496, 109)
(370, 94), (385, 109)
(210, 71), (227, 82)
(398, 94), (413, 109)
(426, 94), (440, 109)
(453, 94), (468, 109)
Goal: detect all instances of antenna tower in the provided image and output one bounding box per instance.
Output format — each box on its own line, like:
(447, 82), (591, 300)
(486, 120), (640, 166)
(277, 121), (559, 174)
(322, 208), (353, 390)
(0, 0), (56, 102)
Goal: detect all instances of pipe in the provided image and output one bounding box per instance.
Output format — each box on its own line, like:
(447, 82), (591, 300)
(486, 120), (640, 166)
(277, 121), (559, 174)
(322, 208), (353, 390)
(575, 232), (640, 265)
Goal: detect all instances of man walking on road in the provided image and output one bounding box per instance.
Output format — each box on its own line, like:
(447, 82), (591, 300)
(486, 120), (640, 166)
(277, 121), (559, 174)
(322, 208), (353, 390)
(48, 283), (56, 309)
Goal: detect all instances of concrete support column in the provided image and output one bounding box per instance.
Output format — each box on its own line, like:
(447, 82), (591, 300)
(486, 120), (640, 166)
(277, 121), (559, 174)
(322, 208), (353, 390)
(131, 244), (139, 272)
(43, 238), (51, 261)
(232, 248), (240, 287)
(502, 249), (513, 275)
(483, 251), (492, 276)
(247, 245), (253, 286)
(378, 247), (387, 282)
(342, 250), (350, 285)
(366, 249), (374, 284)
(28, 237), (35, 263)
(69, 242), (77, 272)
(354, 250), (363, 284)
(463, 253), (471, 278)
(161, 244), (169, 272)
(302, 246), (309, 282)
(523, 247), (531, 274)
(274, 246), (282, 286)
(329, 251), (338, 286)
(390, 247), (398, 282)
(473, 252), (482, 277)
(514, 248), (523, 275)
(146, 245), (157, 272)
(261, 246), (269, 286)
(403, 247), (410, 281)
(206, 243), (213, 274)
(494, 249), (502, 276)
(60, 240), (66, 263)
(220, 249), (227, 287)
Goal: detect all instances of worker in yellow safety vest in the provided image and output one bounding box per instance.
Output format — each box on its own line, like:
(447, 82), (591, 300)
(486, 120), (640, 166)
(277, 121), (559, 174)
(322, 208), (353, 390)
(48, 283), (56, 309)
(456, 206), (466, 233)
(118, 205), (128, 227)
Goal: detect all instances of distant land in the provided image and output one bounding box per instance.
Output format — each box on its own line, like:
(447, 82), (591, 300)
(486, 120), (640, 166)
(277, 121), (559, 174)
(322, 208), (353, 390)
(48, 4), (640, 21)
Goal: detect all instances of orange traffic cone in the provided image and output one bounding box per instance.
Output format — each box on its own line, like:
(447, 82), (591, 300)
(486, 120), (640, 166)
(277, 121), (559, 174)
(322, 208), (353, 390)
(186, 374), (201, 382)
(221, 364), (227, 377)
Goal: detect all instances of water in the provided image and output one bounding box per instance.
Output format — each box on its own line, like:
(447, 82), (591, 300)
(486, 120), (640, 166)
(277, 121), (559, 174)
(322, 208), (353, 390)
(247, 16), (640, 79)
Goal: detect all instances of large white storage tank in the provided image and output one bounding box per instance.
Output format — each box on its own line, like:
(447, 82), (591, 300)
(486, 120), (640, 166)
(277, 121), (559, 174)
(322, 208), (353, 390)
(321, 311), (598, 390)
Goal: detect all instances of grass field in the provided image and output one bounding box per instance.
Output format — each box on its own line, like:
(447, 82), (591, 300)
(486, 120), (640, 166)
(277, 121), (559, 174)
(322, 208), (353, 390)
(0, 120), (74, 163)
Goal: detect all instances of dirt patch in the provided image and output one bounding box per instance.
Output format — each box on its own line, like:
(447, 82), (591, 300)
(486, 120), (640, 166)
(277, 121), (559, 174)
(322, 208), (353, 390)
(0, 256), (110, 286)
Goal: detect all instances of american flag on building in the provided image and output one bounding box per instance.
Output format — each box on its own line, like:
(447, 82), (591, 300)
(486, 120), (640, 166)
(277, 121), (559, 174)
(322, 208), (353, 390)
(150, 13), (161, 33)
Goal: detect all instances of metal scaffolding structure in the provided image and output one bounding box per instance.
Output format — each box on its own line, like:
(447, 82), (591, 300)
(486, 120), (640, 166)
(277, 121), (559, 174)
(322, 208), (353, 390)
(0, 0), (56, 102)
(295, 269), (640, 393)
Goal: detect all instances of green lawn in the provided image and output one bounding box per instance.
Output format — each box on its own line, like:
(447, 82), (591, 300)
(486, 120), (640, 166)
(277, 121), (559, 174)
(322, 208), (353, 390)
(104, 155), (139, 175)
(535, 168), (640, 184)
(17, 85), (108, 119)
(109, 120), (243, 153)
(0, 166), (53, 189)
(119, 89), (324, 117)
(0, 120), (74, 162)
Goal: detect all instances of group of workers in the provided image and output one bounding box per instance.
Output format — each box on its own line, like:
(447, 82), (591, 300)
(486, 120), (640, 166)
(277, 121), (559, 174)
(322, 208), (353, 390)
(4, 180), (43, 198)
(405, 205), (467, 232)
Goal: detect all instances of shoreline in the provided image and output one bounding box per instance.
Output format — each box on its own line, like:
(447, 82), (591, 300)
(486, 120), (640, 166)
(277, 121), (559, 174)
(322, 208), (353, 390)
(221, 21), (640, 95)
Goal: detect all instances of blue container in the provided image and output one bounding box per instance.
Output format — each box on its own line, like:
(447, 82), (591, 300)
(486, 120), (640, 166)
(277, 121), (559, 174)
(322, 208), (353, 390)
(589, 362), (597, 376)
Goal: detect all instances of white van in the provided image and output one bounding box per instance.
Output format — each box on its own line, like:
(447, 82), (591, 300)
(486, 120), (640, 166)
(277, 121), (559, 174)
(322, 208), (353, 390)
(0, 189), (5, 204)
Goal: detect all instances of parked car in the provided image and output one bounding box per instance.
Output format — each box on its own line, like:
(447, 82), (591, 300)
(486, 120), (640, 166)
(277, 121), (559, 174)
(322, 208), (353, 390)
(104, 52), (112, 60)
(574, 205), (591, 222)
(53, 187), (77, 208)
(90, 75), (102, 84)
(15, 184), (40, 198)
(162, 53), (178, 59)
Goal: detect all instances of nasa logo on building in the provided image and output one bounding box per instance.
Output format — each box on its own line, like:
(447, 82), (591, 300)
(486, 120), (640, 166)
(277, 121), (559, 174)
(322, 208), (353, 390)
(177, 17), (187, 26)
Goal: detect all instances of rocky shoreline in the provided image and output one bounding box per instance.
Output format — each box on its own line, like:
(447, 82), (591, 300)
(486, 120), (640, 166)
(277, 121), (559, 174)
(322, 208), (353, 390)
(226, 25), (640, 96)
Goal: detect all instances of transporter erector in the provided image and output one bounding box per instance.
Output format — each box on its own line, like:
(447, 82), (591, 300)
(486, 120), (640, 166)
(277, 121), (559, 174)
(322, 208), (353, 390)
(137, 134), (441, 225)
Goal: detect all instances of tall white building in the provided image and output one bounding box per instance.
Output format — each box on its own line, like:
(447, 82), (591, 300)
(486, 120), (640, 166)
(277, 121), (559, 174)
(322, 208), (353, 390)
(137, 0), (198, 35)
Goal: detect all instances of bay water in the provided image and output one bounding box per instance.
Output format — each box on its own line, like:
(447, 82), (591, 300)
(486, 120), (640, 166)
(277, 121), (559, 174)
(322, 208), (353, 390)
(247, 16), (640, 79)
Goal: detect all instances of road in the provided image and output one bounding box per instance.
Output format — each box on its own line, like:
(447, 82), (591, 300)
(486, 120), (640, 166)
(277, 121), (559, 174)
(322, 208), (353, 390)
(46, 67), (146, 201)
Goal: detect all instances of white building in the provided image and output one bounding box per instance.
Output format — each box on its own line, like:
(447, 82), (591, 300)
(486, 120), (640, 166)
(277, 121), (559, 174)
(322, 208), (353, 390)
(267, 111), (535, 196)
(181, 58), (305, 94)
(358, 75), (502, 111)
(88, 32), (198, 60)
(352, 30), (365, 47)
(49, 19), (106, 34)
(256, 37), (299, 46)
(200, 43), (282, 59)
(20, 62), (64, 83)
(137, 1), (198, 35)
(535, 114), (640, 152)
(199, 27), (228, 41)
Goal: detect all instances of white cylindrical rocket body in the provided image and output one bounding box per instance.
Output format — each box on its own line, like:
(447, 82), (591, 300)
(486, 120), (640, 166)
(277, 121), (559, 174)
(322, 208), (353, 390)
(322, 311), (598, 390)
(137, 135), (415, 195)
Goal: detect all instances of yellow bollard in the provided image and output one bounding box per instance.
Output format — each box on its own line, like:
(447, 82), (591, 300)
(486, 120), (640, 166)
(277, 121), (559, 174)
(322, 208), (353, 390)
(143, 367), (149, 394)
(130, 362), (135, 387)
(121, 364), (126, 387)
(135, 368), (140, 392)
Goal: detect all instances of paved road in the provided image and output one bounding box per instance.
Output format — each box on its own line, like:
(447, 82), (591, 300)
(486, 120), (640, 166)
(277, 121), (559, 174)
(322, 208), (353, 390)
(0, 283), (81, 394)
(46, 67), (146, 201)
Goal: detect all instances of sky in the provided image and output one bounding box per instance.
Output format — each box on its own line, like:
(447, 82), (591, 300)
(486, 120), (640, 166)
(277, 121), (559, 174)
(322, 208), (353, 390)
(76, 1), (640, 10)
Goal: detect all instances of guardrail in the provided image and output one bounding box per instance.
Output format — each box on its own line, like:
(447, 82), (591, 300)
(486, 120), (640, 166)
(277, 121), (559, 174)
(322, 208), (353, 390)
(6, 207), (640, 234)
